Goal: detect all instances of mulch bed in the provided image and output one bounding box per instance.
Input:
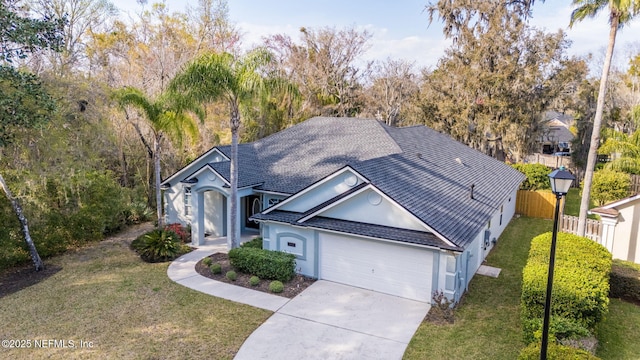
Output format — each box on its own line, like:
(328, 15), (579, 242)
(195, 252), (316, 298)
(0, 263), (62, 299)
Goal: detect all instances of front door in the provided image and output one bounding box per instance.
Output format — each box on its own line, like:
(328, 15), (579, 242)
(244, 195), (261, 230)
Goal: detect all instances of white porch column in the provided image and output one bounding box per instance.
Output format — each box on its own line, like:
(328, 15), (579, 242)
(191, 190), (205, 246)
(225, 193), (242, 249)
(600, 216), (618, 254)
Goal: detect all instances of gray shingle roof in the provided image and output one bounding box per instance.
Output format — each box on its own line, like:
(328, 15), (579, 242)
(171, 116), (524, 250)
(251, 210), (459, 251)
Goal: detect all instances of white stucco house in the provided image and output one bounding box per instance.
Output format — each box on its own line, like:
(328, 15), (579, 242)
(590, 194), (640, 264)
(161, 117), (524, 302)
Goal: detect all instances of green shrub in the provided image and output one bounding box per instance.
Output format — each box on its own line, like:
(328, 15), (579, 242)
(249, 276), (260, 286)
(587, 170), (630, 206)
(517, 342), (601, 360)
(228, 247), (295, 282)
(202, 257), (213, 267)
(241, 237), (263, 249)
(511, 163), (552, 190)
(226, 270), (237, 281)
(609, 259), (640, 302)
(124, 201), (153, 225)
(131, 229), (182, 263)
(210, 263), (222, 274)
(269, 280), (284, 293)
(521, 232), (611, 330)
(522, 316), (591, 345)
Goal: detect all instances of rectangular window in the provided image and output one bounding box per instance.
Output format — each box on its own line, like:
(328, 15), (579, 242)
(184, 187), (192, 216)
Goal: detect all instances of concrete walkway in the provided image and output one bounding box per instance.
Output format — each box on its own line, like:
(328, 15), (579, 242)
(167, 236), (289, 311)
(168, 238), (430, 359)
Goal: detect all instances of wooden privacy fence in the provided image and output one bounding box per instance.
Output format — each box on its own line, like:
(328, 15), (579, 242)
(516, 190), (603, 242)
(516, 190), (561, 219)
(560, 215), (602, 243)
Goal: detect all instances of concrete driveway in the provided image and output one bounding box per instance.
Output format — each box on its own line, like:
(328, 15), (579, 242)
(234, 280), (430, 360)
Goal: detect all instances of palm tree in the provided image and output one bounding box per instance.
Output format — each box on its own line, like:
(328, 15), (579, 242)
(169, 49), (294, 248)
(599, 128), (640, 173)
(114, 87), (202, 229)
(571, 0), (640, 237)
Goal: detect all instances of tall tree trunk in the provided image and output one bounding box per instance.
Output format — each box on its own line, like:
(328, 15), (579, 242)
(154, 134), (164, 229)
(0, 172), (44, 271)
(577, 18), (618, 237)
(229, 102), (240, 249)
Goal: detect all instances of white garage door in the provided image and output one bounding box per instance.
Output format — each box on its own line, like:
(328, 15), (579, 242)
(319, 232), (433, 302)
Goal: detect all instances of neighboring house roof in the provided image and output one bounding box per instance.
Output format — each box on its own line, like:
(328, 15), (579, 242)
(544, 111), (574, 127)
(540, 111), (575, 145)
(164, 117), (525, 251)
(590, 194), (640, 218)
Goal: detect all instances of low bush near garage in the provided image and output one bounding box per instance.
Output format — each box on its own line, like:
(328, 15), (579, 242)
(269, 280), (284, 293)
(609, 259), (640, 303)
(240, 237), (263, 249)
(228, 247), (295, 282)
(521, 232), (611, 340)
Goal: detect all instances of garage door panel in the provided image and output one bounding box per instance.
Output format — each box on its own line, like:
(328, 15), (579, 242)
(319, 232), (432, 302)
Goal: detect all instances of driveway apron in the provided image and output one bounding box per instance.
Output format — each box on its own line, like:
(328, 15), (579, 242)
(234, 280), (430, 360)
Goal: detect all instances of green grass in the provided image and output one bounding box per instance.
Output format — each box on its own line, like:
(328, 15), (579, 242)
(0, 226), (270, 359)
(564, 188), (599, 219)
(596, 299), (640, 359)
(404, 217), (552, 360)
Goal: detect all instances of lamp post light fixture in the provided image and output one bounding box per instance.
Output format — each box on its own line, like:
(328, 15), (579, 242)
(540, 166), (575, 360)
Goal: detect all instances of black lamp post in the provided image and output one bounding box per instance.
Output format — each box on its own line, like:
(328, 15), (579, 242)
(540, 166), (575, 360)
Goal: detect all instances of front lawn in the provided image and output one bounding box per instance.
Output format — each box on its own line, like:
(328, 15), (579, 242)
(0, 224), (270, 359)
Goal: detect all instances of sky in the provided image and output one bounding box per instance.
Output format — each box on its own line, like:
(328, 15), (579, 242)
(113, 0), (640, 73)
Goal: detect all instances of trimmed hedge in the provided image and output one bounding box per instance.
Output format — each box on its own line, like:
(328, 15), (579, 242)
(240, 237), (263, 249)
(228, 247), (295, 282)
(522, 316), (591, 345)
(521, 232), (611, 332)
(518, 342), (601, 360)
(609, 259), (640, 302)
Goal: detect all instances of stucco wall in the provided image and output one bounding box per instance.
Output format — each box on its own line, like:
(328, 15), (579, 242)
(613, 204), (640, 263)
(164, 186), (189, 226)
(262, 223), (316, 277)
(278, 170), (365, 213)
(204, 191), (225, 236)
(319, 188), (426, 231)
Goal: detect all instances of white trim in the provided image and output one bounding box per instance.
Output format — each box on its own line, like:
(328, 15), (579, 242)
(259, 220), (448, 252)
(296, 183), (458, 248)
(596, 194), (640, 210)
(162, 147), (229, 186)
(262, 166), (369, 214)
(186, 164), (230, 186)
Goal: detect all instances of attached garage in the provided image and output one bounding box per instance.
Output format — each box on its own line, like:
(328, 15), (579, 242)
(319, 232), (434, 302)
